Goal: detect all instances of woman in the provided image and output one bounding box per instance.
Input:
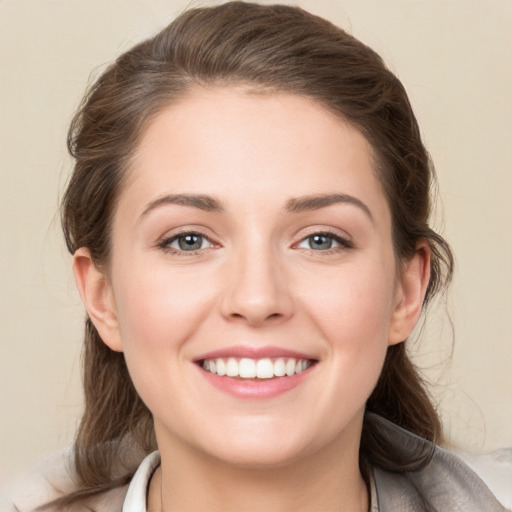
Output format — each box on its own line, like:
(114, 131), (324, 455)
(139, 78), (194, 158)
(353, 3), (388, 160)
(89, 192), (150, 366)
(4, 2), (510, 511)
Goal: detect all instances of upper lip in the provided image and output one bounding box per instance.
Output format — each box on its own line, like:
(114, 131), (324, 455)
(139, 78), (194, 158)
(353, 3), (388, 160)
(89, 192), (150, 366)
(194, 345), (317, 362)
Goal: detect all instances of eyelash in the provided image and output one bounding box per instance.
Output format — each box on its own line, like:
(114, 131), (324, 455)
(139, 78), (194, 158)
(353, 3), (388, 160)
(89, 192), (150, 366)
(157, 229), (353, 256)
(295, 230), (354, 254)
(158, 230), (215, 256)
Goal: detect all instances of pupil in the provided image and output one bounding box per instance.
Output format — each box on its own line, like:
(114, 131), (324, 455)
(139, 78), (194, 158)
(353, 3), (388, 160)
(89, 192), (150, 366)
(311, 235), (332, 250)
(179, 234), (201, 250)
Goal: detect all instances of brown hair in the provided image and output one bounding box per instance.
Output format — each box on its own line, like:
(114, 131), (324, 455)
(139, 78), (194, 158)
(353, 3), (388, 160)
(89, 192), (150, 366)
(56, 1), (453, 507)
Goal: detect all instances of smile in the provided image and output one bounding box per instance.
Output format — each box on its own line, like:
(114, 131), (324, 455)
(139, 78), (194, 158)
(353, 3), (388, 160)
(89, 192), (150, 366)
(201, 357), (312, 379)
(195, 347), (318, 399)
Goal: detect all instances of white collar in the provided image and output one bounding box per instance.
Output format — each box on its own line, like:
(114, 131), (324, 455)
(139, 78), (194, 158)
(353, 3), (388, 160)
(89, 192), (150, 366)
(122, 451), (160, 512)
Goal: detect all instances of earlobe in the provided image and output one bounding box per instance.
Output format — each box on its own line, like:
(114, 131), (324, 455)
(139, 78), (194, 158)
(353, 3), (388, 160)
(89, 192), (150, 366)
(73, 248), (123, 352)
(388, 241), (431, 346)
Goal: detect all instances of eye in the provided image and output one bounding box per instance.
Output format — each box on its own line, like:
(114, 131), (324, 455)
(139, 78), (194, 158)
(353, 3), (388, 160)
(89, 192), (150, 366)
(160, 232), (213, 253)
(296, 232), (352, 251)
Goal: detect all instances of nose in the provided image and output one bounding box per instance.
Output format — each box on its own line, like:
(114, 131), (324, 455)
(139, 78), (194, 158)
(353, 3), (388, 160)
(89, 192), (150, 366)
(220, 244), (294, 327)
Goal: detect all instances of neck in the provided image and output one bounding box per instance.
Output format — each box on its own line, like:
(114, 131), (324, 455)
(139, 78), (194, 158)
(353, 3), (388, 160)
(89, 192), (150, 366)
(149, 423), (368, 512)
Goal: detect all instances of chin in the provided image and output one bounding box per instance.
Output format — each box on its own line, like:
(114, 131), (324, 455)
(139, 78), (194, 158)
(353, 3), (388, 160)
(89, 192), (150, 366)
(205, 437), (311, 469)
(189, 415), (340, 470)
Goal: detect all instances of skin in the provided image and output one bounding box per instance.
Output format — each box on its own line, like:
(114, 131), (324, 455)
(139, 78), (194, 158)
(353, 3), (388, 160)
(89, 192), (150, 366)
(74, 87), (430, 512)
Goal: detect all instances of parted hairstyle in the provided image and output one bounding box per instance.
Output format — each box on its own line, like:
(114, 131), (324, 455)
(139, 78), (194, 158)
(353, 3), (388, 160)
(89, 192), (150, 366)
(57, 1), (454, 506)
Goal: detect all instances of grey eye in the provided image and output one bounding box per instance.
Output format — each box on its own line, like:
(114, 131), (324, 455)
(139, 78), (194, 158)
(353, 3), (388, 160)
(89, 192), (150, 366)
(171, 234), (208, 251)
(297, 233), (345, 251)
(307, 234), (334, 250)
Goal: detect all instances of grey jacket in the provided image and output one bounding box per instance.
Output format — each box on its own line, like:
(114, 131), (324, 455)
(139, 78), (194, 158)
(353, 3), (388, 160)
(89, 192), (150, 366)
(369, 414), (509, 511)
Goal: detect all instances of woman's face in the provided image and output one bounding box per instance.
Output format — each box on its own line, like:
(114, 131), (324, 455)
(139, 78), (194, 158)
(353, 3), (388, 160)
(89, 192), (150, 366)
(79, 87), (425, 467)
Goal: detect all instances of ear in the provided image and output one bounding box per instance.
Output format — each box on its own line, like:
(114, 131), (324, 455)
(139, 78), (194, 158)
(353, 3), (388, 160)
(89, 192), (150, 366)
(388, 241), (431, 346)
(73, 247), (123, 352)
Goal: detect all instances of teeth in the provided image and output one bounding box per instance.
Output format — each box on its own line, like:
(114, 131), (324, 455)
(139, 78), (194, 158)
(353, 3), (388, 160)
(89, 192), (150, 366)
(274, 358), (286, 377)
(239, 358), (256, 378)
(201, 357), (312, 379)
(226, 358), (238, 377)
(256, 359), (274, 379)
(285, 358), (296, 376)
(216, 358), (226, 376)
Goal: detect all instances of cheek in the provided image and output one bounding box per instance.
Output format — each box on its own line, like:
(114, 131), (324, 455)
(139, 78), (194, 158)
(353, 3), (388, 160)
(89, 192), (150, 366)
(301, 255), (396, 396)
(320, 265), (395, 388)
(303, 258), (397, 346)
(110, 257), (217, 357)
(108, 259), (216, 420)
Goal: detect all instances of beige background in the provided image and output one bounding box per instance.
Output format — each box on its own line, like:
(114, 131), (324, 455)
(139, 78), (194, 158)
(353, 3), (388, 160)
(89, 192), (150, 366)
(1, 0), (511, 478)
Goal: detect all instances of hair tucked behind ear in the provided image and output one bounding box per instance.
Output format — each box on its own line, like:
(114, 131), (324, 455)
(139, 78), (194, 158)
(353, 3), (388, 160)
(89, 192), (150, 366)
(52, 2), (453, 508)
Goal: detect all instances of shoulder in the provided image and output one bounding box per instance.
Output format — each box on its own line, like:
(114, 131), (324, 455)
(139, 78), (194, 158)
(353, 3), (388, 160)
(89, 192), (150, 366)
(456, 447), (512, 511)
(0, 448), (77, 512)
(368, 414), (512, 511)
(0, 448), (128, 512)
(374, 446), (512, 511)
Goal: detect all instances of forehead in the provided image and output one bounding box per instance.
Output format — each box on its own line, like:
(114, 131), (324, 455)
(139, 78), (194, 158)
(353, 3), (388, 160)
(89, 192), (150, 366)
(121, 87), (389, 222)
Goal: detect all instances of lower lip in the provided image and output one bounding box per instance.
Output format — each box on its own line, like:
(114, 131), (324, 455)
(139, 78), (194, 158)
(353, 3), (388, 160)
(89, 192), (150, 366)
(197, 364), (315, 399)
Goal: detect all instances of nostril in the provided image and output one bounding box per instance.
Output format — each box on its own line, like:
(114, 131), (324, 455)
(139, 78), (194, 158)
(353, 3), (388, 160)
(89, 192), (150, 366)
(228, 311), (285, 327)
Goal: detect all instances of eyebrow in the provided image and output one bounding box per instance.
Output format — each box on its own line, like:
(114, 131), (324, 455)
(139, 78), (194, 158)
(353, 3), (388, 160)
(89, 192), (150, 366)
(139, 192), (373, 223)
(285, 193), (374, 223)
(140, 194), (225, 219)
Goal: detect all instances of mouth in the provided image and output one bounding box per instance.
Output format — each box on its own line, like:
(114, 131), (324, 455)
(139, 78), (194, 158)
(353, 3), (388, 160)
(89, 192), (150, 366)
(194, 348), (318, 399)
(199, 357), (315, 380)
(193, 346), (318, 398)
